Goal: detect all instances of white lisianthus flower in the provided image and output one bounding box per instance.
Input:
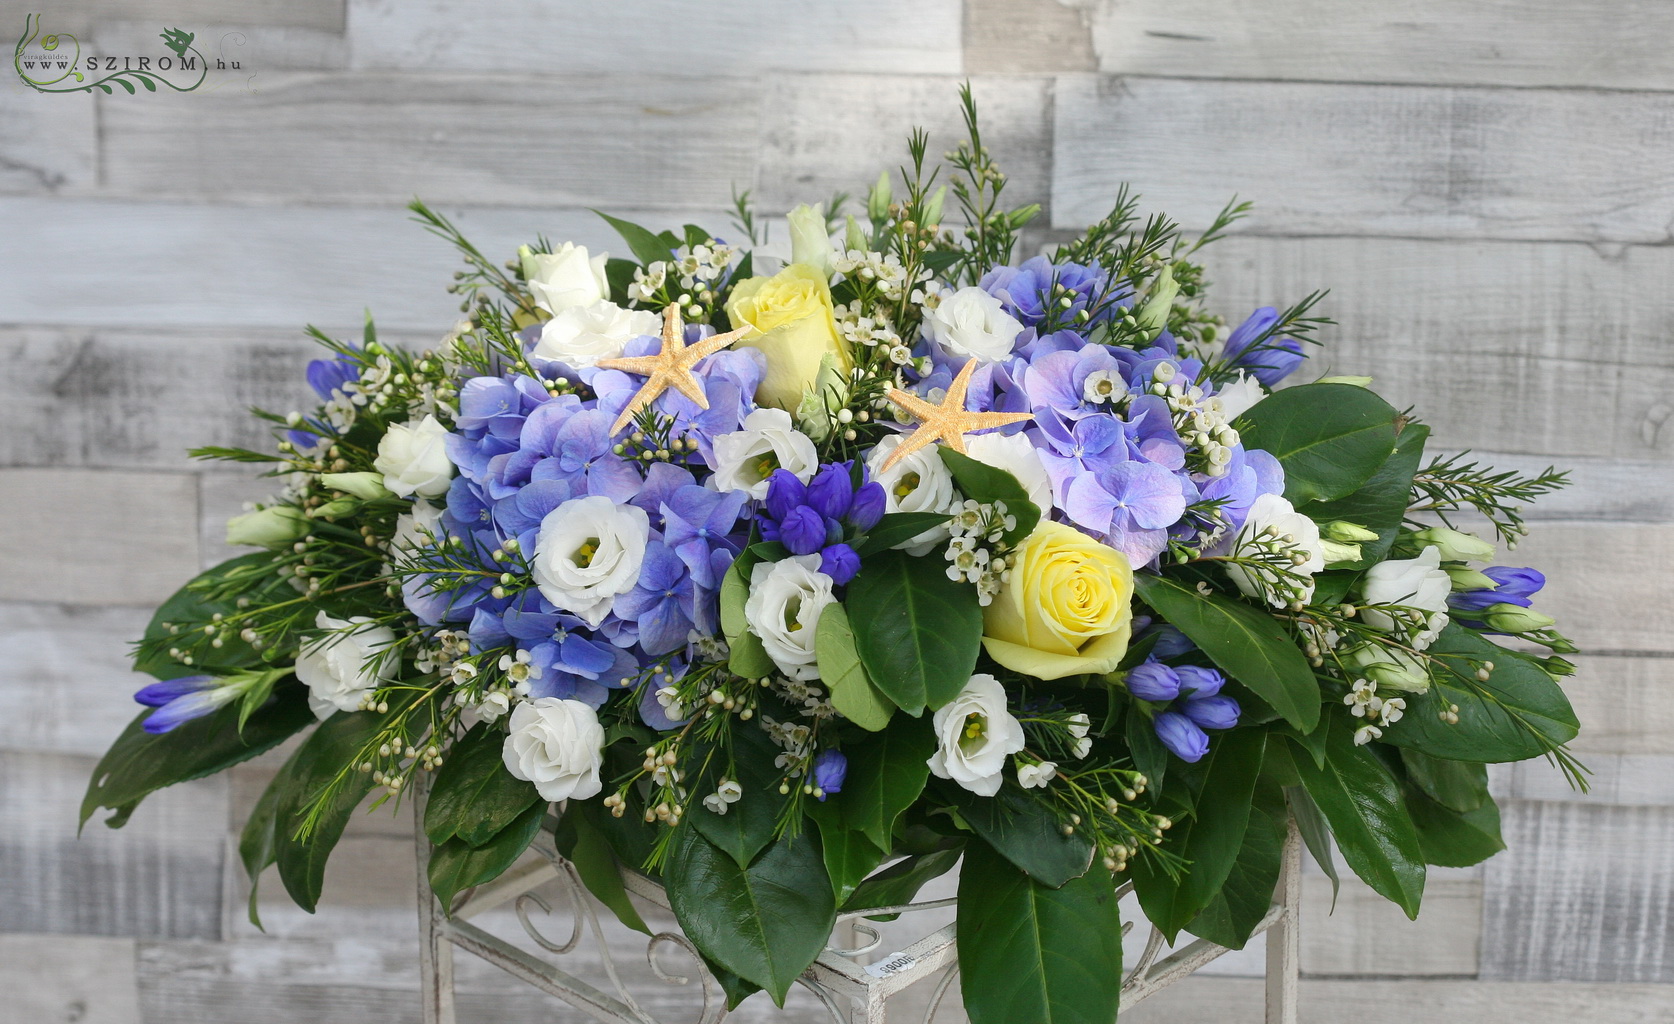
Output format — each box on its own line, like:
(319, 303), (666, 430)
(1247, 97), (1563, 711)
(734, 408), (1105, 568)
(923, 286), (1025, 363)
(390, 499), (445, 553)
(522, 242), (609, 316)
(502, 697), (605, 802)
(928, 673), (1026, 797)
(744, 555), (836, 681)
(295, 611), (398, 720)
(1359, 545), (1452, 650)
(1225, 492), (1326, 607)
(709, 407), (820, 499)
(531, 496), (650, 628)
(963, 431), (1054, 515)
(865, 433), (961, 555)
(1214, 371), (1267, 421)
(1017, 761), (1058, 789)
(532, 300), (660, 368)
(374, 414), (455, 499)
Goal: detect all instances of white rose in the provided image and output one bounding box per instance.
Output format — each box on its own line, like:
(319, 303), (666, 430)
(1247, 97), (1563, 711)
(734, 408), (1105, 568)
(390, 499), (445, 553)
(923, 286), (1024, 363)
(1214, 371), (1267, 421)
(865, 434), (960, 555)
(787, 202), (834, 281)
(1359, 545), (1452, 650)
(928, 673), (1026, 797)
(963, 431), (1054, 515)
(502, 697), (605, 802)
(709, 407), (820, 499)
(1225, 492), (1326, 607)
(373, 415), (455, 499)
(522, 242), (609, 316)
(531, 495), (650, 628)
(532, 300), (660, 368)
(295, 611), (398, 720)
(743, 554), (836, 681)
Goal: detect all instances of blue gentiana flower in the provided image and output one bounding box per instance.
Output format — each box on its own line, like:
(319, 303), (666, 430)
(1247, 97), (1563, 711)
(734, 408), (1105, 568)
(756, 464), (886, 582)
(1222, 307), (1306, 386)
(812, 749), (848, 800)
(1124, 662), (1241, 763)
(1449, 566), (1546, 613)
(133, 672), (276, 734)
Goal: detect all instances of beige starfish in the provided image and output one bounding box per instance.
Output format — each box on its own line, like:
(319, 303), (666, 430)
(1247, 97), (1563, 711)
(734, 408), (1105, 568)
(596, 305), (753, 436)
(879, 359), (1034, 472)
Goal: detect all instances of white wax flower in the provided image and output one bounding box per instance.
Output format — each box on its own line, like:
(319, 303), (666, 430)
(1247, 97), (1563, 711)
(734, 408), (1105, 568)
(374, 414), (455, 499)
(1225, 492), (1326, 607)
(295, 611), (398, 720)
(923, 286), (1024, 363)
(532, 300), (660, 368)
(1359, 545), (1452, 650)
(963, 431), (1054, 515)
(1017, 761), (1058, 789)
(531, 495), (650, 628)
(1214, 371), (1267, 421)
(865, 434), (961, 556)
(928, 673), (1026, 797)
(502, 697), (605, 802)
(709, 407), (820, 499)
(743, 554), (836, 681)
(522, 242), (609, 316)
(390, 499), (445, 553)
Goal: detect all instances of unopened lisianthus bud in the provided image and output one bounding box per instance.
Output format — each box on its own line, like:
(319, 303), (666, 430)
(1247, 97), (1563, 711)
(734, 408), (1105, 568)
(1446, 566), (1499, 591)
(1134, 264), (1179, 342)
(319, 471), (393, 501)
(225, 505), (308, 549)
(1320, 539), (1363, 565)
(1321, 521), (1380, 543)
(1481, 603), (1556, 633)
(867, 170), (892, 222)
(1411, 526), (1496, 563)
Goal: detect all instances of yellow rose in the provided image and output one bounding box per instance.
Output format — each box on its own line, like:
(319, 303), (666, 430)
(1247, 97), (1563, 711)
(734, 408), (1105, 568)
(982, 522), (1135, 681)
(724, 263), (851, 411)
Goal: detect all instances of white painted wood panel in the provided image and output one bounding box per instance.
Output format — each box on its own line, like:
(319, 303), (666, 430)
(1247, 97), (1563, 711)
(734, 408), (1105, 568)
(92, 20), (350, 71)
(24, 0), (345, 36)
(1300, 877), (1482, 976)
(346, 0), (963, 75)
(1493, 755), (1674, 807)
(0, 88), (96, 195)
(1053, 76), (1674, 243)
(0, 934), (142, 1024)
(0, 469), (199, 607)
(1507, 523), (1674, 655)
(0, 602), (154, 757)
(1560, 654), (1674, 756)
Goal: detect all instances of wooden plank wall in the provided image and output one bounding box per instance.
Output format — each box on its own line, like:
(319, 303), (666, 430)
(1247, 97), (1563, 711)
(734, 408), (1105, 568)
(2, 1), (1670, 1020)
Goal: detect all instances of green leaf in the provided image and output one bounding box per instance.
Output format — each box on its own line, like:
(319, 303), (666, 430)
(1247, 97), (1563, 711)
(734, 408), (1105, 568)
(1405, 787), (1505, 868)
(1382, 624), (1579, 762)
(936, 781), (1093, 888)
(1285, 785), (1340, 905)
(937, 447), (1041, 546)
(955, 838), (1123, 1024)
(1303, 423), (1430, 569)
(1186, 786), (1288, 949)
(815, 603), (895, 731)
(842, 845), (964, 916)
(1125, 707), (1169, 795)
(1238, 383), (1399, 504)
(238, 771), (286, 929)
(424, 724), (543, 846)
(1400, 749), (1489, 813)
(1134, 574), (1320, 732)
(687, 726), (791, 870)
(1130, 729), (1267, 941)
(665, 827), (837, 1005)
(854, 512), (958, 556)
(1291, 718), (1425, 918)
(134, 552), (276, 679)
(719, 546), (777, 679)
(428, 800), (546, 911)
(846, 550), (982, 715)
(592, 209), (677, 267)
(553, 807), (650, 934)
(82, 683), (314, 829)
(807, 802), (887, 905)
(831, 714), (935, 849)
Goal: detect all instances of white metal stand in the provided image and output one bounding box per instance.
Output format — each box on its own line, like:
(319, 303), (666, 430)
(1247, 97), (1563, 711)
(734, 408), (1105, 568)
(413, 772), (1302, 1024)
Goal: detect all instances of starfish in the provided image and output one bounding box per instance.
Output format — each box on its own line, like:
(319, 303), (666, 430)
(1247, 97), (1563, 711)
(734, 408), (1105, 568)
(596, 305), (753, 436)
(878, 359), (1034, 472)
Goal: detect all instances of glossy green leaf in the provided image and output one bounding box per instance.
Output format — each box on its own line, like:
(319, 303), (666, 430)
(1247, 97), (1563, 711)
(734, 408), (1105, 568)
(428, 800), (546, 911)
(553, 807), (650, 934)
(1125, 707), (1169, 795)
(936, 781), (1093, 888)
(1291, 718), (1425, 918)
(846, 550), (982, 715)
(665, 827), (837, 1005)
(1238, 382), (1399, 504)
(816, 603), (895, 731)
(82, 683), (314, 829)
(1303, 423), (1430, 569)
(938, 448), (1041, 546)
(687, 726), (792, 870)
(807, 802), (888, 905)
(719, 546), (777, 679)
(424, 724), (543, 847)
(1405, 787), (1505, 868)
(955, 839), (1122, 1024)
(1400, 749), (1489, 813)
(1134, 574), (1320, 732)
(831, 714), (935, 850)
(1285, 785), (1340, 905)
(593, 209), (678, 267)
(842, 845), (964, 916)
(237, 771), (286, 929)
(134, 552), (278, 679)
(1383, 623), (1578, 762)
(1186, 786), (1288, 949)
(1130, 729), (1267, 941)
(854, 512), (961, 556)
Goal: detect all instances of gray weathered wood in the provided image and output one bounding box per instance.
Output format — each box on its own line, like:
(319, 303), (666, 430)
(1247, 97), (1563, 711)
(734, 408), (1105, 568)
(0, 469), (199, 607)
(0, 602), (154, 756)
(92, 20), (350, 71)
(37, 0), (346, 34)
(346, 0), (962, 74)
(1492, 754), (1674, 807)
(1506, 523), (1674, 655)
(1053, 75), (1674, 243)
(0, 934), (142, 1024)
(1300, 877), (1482, 976)
(0, 750), (226, 940)
(200, 471), (286, 571)
(1482, 800), (1674, 982)
(0, 87), (96, 194)
(964, 0), (1096, 73)
(1073, 0), (1674, 90)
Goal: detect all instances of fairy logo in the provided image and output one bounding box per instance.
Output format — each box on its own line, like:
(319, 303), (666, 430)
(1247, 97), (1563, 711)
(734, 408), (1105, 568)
(13, 13), (239, 94)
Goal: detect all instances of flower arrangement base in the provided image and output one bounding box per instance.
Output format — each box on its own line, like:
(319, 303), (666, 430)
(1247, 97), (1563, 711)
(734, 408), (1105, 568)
(413, 774), (1303, 1024)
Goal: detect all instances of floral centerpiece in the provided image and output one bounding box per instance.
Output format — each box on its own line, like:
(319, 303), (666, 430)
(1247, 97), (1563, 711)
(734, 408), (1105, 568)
(83, 90), (1581, 1022)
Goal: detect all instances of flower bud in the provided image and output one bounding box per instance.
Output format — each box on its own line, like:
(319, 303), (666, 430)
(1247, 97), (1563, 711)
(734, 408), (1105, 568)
(1321, 521), (1379, 543)
(225, 505), (309, 549)
(1446, 566), (1499, 592)
(1133, 264), (1179, 342)
(1411, 526), (1496, 563)
(922, 186), (947, 230)
(1542, 655), (1577, 678)
(787, 203), (833, 281)
(1319, 539), (1363, 565)
(1481, 603), (1556, 633)
(844, 214), (868, 253)
(319, 471), (394, 501)
(867, 170), (892, 222)
(308, 498), (357, 519)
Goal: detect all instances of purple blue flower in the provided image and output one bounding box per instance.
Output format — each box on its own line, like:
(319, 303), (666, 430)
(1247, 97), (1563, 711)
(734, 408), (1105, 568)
(812, 749), (848, 800)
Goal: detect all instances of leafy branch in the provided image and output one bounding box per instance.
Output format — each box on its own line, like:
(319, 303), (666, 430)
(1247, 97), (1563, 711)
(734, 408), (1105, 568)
(1409, 453), (1570, 545)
